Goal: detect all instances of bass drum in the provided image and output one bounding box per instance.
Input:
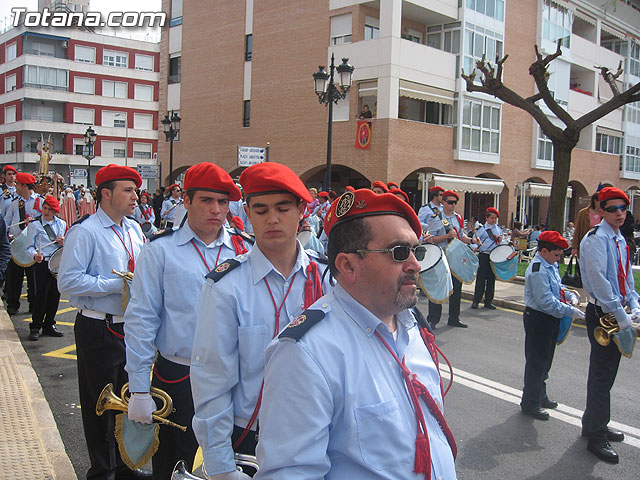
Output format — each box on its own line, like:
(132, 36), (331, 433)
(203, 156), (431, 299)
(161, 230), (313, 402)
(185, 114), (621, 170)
(418, 244), (453, 304)
(141, 222), (157, 239)
(10, 228), (36, 267)
(48, 248), (63, 277)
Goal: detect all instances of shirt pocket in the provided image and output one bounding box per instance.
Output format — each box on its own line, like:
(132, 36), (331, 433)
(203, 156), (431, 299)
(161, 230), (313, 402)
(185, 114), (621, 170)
(237, 324), (267, 378)
(354, 397), (413, 471)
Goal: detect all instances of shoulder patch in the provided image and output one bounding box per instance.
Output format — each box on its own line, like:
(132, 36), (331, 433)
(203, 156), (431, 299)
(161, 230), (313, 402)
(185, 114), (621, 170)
(306, 249), (328, 265)
(233, 229), (255, 244)
(205, 258), (241, 282)
(532, 262), (541, 272)
(72, 214), (90, 226)
(587, 225), (600, 236)
(149, 228), (175, 242)
(278, 309), (325, 342)
(126, 215), (136, 221)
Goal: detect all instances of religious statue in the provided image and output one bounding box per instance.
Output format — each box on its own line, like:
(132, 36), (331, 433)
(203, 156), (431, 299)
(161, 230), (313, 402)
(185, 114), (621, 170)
(37, 134), (53, 176)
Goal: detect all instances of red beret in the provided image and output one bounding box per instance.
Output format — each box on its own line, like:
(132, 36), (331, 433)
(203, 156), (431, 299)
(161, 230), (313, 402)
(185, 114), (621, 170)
(16, 172), (36, 185)
(486, 207), (500, 217)
(43, 195), (60, 213)
(371, 181), (389, 193)
(230, 216), (244, 231)
(387, 182), (399, 190)
(183, 163), (241, 201)
(598, 186), (629, 205)
(324, 189), (421, 239)
(538, 230), (569, 250)
(3, 165), (17, 174)
(167, 183), (181, 194)
(345, 186), (355, 192)
(141, 192), (151, 200)
(389, 188), (410, 203)
(318, 191), (329, 198)
(95, 164), (142, 189)
(429, 186), (444, 194)
(442, 190), (459, 201)
(240, 163), (312, 203)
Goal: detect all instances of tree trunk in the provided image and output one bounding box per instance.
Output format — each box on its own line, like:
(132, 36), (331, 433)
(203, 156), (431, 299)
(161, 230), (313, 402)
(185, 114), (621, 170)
(547, 145), (572, 232)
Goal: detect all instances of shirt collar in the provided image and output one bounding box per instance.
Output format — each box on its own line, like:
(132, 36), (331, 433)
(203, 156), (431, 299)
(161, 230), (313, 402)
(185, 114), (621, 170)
(534, 252), (555, 269)
(175, 222), (234, 249)
(598, 219), (624, 241)
(96, 206), (117, 228)
(248, 239), (310, 285)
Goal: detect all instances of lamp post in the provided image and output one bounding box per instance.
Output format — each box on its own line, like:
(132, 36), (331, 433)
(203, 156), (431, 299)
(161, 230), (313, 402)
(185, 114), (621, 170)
(161, 111), (181, 185)
(83, 126), (96, 188)
(313, 53), (354, 191)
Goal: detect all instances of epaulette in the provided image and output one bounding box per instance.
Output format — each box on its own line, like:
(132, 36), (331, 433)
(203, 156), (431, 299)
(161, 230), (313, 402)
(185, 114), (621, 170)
(149, 228), (175, 242)
(306, 249), (328, 264)
(205, 258), (241, 282)
(587, 225), (600, 236)
(532, 262), (541, 272)
(12, 196), (20, 202)
(278, 309), (325, 342)
(3, 189), (10, 199)
(72, 214), (90, 226)
(232, 228), (254, 244)
(126, 215), (136, 221)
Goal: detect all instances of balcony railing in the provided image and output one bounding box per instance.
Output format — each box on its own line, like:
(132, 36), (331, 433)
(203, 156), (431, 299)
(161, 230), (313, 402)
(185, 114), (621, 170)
(23, 114), (56, 122)
(23, 83), (69, 91)
(23, 49), (64, 59)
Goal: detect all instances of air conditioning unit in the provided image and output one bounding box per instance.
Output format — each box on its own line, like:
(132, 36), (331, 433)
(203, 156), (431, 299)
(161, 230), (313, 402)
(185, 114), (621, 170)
(62, 40), (69, 48)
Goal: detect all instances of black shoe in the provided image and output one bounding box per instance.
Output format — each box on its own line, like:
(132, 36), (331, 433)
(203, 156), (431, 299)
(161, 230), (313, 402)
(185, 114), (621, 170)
(541, 399), (558, 409)
(448, 320), (468, 328)
(28, 329), (40, 341)
(522, 408), (550, 420)
(429, 322), (437, 331)
(471, 303), (479, 309)
(484, 304), (497, 310)
(28, 305), (33, 313)
(6, 307), (18, 315)
(41, 326), (64, 337)
(587, 441), (619, 464)
(582, 427), (625, 442)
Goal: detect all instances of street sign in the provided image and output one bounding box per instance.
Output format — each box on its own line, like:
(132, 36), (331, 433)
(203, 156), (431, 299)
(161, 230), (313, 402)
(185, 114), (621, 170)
(137, 165), (159, 179)
(237, 146), (266, 167)
(73, 168), (87, 178)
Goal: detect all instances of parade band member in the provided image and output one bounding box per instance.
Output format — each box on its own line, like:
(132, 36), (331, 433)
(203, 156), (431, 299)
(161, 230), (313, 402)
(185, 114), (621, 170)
(133, 192), (155, 228)
(161, 183), (182, 228)
(191, 162), (326, 479)
(371, 180), (389, 194)
(0, 216), (10, 284)
(472, 207), (502, 309)
(255, 189), (457, 479)
(521, 231), (584, 420)
(1, 165), (17, 217)
(4, 172), (42, 316)
(58, 165), (145, 480)
(124, 163), (251, 479)
(25, 196), (66, 341)
(314, 191), (331, 220)
(580, 187), (638, 464)
(417, 185), (444, 232)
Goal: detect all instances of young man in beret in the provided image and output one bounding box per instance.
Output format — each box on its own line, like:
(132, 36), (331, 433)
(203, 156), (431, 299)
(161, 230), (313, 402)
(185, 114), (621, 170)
(580, 186), (638, 463)
(1, 165), (17, 217)
(371, 180), (389, 194)
(58, 164), (146, 480)
(124, 163), (252, 479)
(417, 185), (444, 233)
(255, 189), (457, 479)
(161, 183), (182, 228)
(191, 162), (327, 479)
(472, 207), (502, 309)
(521, 231), (584, 420)
(25, 196), (66, 340)
(133, 192), (155, 232)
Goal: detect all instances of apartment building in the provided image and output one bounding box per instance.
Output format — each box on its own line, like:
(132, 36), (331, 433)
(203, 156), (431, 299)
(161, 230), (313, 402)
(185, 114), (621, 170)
(158, 0), (640, 225)
(0, 1), (160, 189)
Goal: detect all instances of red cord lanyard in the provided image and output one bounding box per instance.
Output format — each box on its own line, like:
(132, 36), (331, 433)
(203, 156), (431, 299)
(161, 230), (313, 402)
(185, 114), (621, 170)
(111, 226), (135, 272)
(615, 239), (630, 301)
(190, 239), (223, 271)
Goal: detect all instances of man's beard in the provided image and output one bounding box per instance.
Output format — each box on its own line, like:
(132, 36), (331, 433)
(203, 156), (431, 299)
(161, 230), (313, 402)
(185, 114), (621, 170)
(394, 274), (418, 309)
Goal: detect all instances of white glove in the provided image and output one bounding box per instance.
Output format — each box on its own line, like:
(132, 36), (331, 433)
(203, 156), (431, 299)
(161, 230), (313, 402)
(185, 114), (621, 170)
(618, 314), (633, 331)
(571, 307), (585, 320)
(631, 308), (640, 322)
(208, 469), (251, 480)
(127, 392), (155, 424)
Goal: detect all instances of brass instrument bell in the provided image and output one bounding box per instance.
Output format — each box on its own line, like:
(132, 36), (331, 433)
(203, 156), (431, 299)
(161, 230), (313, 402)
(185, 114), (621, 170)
(593, 314), (620, 347)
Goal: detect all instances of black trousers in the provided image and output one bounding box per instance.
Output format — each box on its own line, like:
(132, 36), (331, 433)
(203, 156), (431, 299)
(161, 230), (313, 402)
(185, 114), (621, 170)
(520, 307), (559, 411)
(582, 303), (621, 442)
(427, 275), (462, 326)
(30, 260), (60, 330)
(231, 424), (259, 477)
(74, 314), (133, 480)
(4, 258), (34, 310)
(473, 252), (495, 305)
(150, 355), (198, 480)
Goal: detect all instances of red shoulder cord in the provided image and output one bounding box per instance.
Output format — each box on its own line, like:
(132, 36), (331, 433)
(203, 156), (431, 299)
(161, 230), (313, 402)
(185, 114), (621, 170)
(616, 239), (630, 304)
(231, 235), (249, 255)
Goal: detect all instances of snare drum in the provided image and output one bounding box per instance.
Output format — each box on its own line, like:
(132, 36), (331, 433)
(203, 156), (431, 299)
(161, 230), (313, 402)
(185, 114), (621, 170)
(141, 222), (157, 238)
(489, 244), (517, 281)
(10, 228), (36, 268)
(48, 247), (63, 277)
(418, 244), (453, 303)
(445, 238), (479, 284)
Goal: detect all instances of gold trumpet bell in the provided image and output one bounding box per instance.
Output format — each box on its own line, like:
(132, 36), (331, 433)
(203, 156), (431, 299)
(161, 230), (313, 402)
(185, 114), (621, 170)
(593, 326), (616, 347)
(96, 383), (128, 416)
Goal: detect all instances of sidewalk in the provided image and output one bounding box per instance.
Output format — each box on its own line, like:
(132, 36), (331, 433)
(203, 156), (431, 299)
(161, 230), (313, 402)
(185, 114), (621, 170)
(0, 308), (77, 480)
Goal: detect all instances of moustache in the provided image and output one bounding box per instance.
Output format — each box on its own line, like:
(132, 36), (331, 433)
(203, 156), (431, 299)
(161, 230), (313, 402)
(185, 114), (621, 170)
(398, 273), (418, 286)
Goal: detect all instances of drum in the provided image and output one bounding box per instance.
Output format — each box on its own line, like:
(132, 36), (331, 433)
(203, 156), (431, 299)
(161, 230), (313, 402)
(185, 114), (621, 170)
(418, 244), (453, 303)
(141, 222), (157, 238)
(445, 238), (479, 284)
(489, 244), (517, 281)
(10, 228), (36, 267)
(297, 230), (312, 247)
(298, 229), (325, 255)
(48, 248), (63, 277)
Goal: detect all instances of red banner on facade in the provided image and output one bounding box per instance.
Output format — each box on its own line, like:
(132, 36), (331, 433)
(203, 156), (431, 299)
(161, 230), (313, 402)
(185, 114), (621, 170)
(355, 121), (372, 149)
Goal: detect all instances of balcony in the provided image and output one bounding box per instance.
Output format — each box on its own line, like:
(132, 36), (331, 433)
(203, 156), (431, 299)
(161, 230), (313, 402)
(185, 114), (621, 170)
(571, 34), (624, 72)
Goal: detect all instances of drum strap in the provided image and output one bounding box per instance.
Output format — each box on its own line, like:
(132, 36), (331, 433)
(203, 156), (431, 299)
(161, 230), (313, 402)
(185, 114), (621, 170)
(486, 227), (497, 245)
(42, 223), (57, 242)
(18, 200), (26, 230)
(139, 205), (149, 220)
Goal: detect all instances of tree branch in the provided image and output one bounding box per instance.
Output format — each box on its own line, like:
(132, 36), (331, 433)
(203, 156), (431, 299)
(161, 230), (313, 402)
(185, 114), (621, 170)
(526, 92), (543, 103)
(530, 42), (574, 126)
(575, 81), (640, 130)
(596, 60), (623, 97)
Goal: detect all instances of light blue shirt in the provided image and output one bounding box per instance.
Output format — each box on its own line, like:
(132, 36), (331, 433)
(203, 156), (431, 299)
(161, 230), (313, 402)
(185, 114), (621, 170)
(417, 201), (441, 231)
(6, 192), (43, 237)
(524, 253), (575, 318)
(255, 284), (457, 480)
(580, 220), (639, 325)
(229, 200), (253, 234)
(476, 222), (502, 253)
(124, 223), (251, 393)
(26, 216), (66, 260)
(133, 204), (155, 226)
(161, 198), (181, 222)
(1, 184), (16, 217)
(57, 206), (145, 316)
(191, 242), (329, 475)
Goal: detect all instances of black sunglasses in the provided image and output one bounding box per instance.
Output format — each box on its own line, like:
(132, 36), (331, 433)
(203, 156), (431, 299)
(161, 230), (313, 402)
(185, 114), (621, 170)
(445, 200), (458, 205)
(349, 245), (426, 262)
(603, 205), (627, 213)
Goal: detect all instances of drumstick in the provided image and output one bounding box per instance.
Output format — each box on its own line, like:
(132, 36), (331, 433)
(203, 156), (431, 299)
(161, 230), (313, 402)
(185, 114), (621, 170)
(8, 219), (28, 228)
(39, 239), (59, 249)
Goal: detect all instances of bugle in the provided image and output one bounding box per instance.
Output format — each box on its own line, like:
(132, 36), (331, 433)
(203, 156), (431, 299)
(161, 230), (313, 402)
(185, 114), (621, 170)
(593, 313), (637, 358)
(171, 454), (259, 480)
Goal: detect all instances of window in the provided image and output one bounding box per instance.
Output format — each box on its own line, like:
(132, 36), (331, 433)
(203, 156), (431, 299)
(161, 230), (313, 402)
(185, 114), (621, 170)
(133, 142), (152, 159)
(461, 99), (500, 153)
(24, 66), (68, 90)
(169, 56), (181, 84)
(103, 111), (127, 128)
(398, 97), (453, 125)
(73, 138), (86, 155)
(427, 22), (461, 53)
(28, 41), (55, 57)
(103, 80), (127, 98)
(463, 24), (503, 77)
(75, 45), (96, 63)
(134, 84), (153, 101)
(5, 74), (17, 92)
(404, 28), (422, 44)
(631, 42), (640, 78)
(626, 145), (640, 173)
(601, 39), (628, 56)
(330, 14), (352, 46)
(542, 0), (572, 48)
(537, 126), (554, 162)
(103, 49), (128, 68)
(102, 140), (126, 158)
(243, 100), (250, 127)
(466, 0), (505, 21)
(5, 136), (16, 154)
(74, 77), (95, 94)
(73, 107), (94, 125)
(364, 16), (379, 40)
(135, 54), (154, 71)
(245, 34), (253, 60)
(627, 100), (640, 125)
(134, 113), (153, 130)
(6, 43), (17, 61)
(596, 132), (623, 155)
(5, 105), (16, 123)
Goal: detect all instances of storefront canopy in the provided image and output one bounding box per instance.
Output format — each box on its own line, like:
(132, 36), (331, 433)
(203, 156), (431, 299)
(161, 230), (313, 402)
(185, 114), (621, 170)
(528, 182), (573, 198)
(429, 173), (505, 195)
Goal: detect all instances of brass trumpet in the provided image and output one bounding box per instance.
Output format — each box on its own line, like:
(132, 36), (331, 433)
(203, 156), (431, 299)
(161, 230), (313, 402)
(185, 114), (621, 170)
(96, 382), (187, 432)
(593, 313), (620, 347)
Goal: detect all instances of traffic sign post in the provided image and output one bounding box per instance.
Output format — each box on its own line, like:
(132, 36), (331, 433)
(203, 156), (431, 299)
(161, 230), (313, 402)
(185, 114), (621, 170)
(136, 165), (159, 179)
(237, 146), (266, 167)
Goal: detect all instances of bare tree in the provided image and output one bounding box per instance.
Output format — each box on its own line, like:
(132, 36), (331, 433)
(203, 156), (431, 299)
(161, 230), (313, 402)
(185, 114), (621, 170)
(461, 41), (640, 231)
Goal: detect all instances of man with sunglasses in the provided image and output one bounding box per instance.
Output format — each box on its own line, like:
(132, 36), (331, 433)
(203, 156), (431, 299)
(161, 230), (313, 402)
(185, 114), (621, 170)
(161, 183), (182, 228)
(472, 207), (502, 310)
(255, 189), (457, 479)
(580, 186), (638, 464)
(417, 185), (444, 233)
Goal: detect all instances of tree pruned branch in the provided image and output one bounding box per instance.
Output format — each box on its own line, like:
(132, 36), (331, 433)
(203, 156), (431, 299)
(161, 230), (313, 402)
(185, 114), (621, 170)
(575, 81), (640, 130)
(530, 43), (574, 126)
(526, 92), (543, 103)
(596, 60), (623, 97)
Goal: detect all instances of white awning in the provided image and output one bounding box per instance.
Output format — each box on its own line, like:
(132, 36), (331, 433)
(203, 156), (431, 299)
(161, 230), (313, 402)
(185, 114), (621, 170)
(601, 24), (625, 40)
(596, 125), (624, 138)
(358, 80), (377, 97)
(573, 9), (596, 26)
(399, 80), (455, 106)
(429, 173), (504, 194)
(528, 182), (573, 198)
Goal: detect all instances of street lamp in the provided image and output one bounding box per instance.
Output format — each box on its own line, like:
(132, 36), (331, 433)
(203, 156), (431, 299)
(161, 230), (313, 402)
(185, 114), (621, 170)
(313, 53), (354, 191)
(83, 126), (97, 188)
(162, 111), (181, 184)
